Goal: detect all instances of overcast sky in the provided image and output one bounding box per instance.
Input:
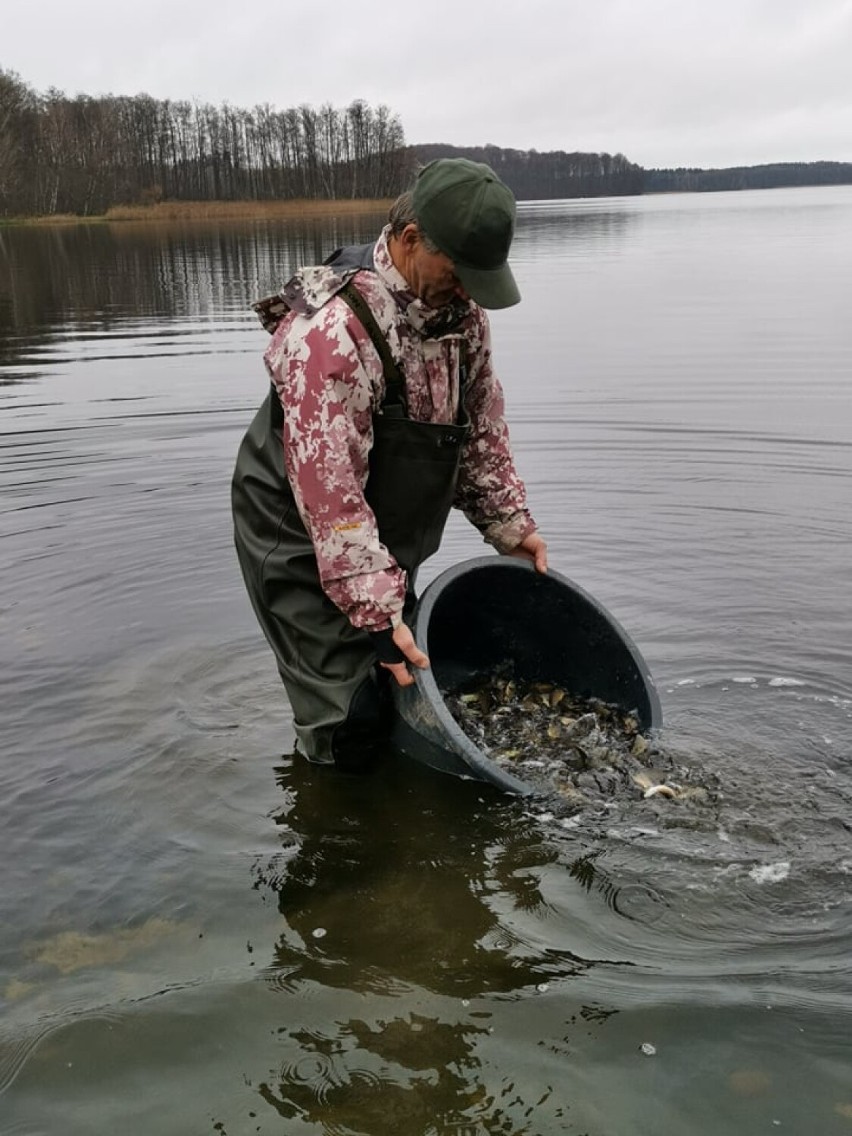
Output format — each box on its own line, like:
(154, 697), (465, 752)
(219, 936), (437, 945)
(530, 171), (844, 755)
(4, 0), (851, 169)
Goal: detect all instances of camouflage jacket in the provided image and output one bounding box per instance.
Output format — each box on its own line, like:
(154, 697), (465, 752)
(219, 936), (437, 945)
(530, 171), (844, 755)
(257, 225), (537, 632)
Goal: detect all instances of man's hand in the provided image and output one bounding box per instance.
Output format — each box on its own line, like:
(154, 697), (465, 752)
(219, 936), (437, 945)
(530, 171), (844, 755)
(507, 531), (548, 574)
(380, 621), (430, 687)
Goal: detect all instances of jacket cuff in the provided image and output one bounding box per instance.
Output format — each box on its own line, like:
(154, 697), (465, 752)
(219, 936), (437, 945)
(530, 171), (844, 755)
(481, 512), (538, 555)
(368, 629), (406, 664)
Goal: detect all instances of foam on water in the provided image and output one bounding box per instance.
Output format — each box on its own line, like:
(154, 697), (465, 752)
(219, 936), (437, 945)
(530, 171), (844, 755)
(748, 861), (792, 884)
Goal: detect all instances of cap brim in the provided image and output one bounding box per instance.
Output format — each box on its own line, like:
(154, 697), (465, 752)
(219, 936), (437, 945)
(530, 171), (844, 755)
(454, 260), (521, 310)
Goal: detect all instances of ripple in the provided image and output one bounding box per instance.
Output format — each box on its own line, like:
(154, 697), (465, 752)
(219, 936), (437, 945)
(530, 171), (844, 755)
(537, 799), (852, 1007)
(0, 1028), (52, 1096)
(607, 882), (669, 925)
(0, 1006), (123, 1098)
(259, 966), (302, 994)
(277, 1052), (346, 1106)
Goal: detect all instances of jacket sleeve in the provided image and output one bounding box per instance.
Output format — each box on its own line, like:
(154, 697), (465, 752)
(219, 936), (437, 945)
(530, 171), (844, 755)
(265, 299), (406, 631)
(452, 312), (538, 553)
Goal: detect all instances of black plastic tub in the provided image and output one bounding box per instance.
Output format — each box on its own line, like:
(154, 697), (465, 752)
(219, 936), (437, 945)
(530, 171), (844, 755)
(391, 557), (663, 794)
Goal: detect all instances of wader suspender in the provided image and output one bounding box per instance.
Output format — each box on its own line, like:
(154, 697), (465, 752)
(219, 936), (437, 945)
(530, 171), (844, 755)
(338, 281), (407, 417)
(337, 280), (469, 423)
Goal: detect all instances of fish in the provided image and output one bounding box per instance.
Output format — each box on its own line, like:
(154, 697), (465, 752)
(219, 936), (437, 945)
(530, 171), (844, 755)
(442, 668), (714, 811)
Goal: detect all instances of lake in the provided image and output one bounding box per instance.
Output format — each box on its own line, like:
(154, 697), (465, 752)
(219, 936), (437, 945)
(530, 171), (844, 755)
(1, 186), (851, 1134)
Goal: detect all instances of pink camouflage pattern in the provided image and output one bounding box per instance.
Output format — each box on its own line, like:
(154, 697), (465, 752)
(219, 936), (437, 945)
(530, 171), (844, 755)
(261, 226), (538, 632)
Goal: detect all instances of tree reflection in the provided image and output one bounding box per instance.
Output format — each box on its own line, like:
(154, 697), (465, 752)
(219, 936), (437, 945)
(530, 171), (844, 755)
(0, 216), (385, 373)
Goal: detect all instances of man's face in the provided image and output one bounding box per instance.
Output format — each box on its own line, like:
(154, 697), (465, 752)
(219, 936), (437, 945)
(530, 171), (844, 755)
(407, 237), (469, 309)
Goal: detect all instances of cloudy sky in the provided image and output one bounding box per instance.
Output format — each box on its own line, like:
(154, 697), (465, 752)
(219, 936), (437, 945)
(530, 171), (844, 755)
(4, 0), (851, 169)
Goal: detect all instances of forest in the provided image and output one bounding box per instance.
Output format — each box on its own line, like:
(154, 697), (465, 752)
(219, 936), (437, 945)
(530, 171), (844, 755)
(0, 70), (409, 216)
(413, 143), (644, 199)
(645, 161), (852, 192)
(1, 68), (851, 218)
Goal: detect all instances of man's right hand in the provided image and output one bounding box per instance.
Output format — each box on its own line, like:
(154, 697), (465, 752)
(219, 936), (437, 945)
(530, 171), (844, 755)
(380, 622), (430, 687)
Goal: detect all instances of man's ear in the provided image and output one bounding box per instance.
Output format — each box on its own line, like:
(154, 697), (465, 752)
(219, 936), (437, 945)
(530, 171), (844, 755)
(399, 223), (421, 251)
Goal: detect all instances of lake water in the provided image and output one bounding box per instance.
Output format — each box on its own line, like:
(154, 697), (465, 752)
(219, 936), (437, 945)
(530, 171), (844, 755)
(1, 186), (851, 1134)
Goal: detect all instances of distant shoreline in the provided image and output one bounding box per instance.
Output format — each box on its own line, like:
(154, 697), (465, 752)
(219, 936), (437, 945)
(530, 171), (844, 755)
(2, 198), (395, 226)
(5, 182), (850, 227)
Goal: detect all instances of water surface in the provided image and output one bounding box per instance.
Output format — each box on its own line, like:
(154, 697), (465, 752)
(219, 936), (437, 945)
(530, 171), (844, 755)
(2, 187), (851, 1134)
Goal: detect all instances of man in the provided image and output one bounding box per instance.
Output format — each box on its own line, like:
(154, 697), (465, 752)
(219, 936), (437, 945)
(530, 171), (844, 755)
(232, 158), (547, 769)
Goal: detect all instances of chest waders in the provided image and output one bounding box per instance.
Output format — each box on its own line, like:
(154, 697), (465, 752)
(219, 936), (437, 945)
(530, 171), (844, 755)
(231, 275), (470, 769)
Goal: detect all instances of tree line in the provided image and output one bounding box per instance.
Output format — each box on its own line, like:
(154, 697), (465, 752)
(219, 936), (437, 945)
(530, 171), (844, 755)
(0, 69), (646, 217)
(415, 143), (645, 199)
(0, 69), (411, 216)
(644, 161), (852, 193)
(419, 148), (852, 198)
(2, 68), (851, 218)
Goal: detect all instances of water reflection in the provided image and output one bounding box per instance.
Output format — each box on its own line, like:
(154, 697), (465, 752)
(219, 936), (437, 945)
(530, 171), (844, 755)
(0, 213), (387, 375)
(514, 197), (638, 260)
(257, 1014), (502, 1134)
(257, 756), (590, 999)
(247, 757), (617, 1133)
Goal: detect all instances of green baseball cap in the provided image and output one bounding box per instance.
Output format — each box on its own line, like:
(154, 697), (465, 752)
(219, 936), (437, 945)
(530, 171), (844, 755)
(412, 158), (521, 309)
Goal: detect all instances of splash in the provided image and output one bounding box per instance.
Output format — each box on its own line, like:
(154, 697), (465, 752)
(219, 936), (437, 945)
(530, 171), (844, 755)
(748, 862), (791, 884)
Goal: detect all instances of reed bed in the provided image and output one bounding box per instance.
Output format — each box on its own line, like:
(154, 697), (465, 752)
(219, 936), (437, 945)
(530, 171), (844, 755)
(4, 198), (393, 226)
(106, 199), (393, 222)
